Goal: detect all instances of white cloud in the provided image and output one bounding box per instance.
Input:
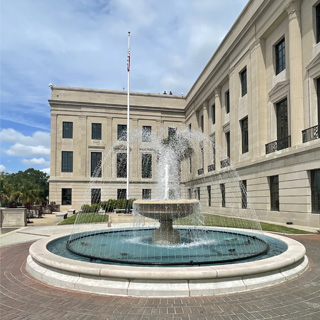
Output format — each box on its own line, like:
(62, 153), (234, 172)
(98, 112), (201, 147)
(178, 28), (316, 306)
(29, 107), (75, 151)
(0, 164), (6, 172)
(21, 158), (50, 166)
(0, 128), (50, 146)
(41, 167), (50, 175)
(6, 144), (50, 157)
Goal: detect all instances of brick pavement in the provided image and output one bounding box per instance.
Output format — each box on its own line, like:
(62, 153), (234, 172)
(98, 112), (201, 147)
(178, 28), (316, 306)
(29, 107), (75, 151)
(0, 234), (319, 320)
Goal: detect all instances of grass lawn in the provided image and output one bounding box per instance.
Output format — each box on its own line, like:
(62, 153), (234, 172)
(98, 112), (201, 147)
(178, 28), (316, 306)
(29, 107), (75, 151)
(58, 212), (109, 225)
(59, 212), (311, 234)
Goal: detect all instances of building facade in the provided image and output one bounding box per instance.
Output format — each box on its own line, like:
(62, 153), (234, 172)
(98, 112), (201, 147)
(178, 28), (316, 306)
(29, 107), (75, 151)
(49, 0), (320, 228)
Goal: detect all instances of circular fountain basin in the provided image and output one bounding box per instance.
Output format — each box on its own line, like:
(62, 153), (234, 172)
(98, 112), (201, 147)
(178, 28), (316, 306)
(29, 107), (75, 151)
(26, 229), (308, 297)
(133, 199), (200, 244)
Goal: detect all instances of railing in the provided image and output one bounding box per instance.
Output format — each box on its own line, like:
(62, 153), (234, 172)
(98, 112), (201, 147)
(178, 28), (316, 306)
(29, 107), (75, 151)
(302, 125), (320, 143)
(220, 158), (230, 168)
(265, 136), (291, 154)
(198, 168), (204, 175)
(208, 164), (215, 172)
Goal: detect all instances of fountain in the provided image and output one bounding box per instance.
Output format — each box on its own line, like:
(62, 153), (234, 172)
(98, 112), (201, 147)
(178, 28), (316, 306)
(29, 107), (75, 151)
(26, 128), (308, 297)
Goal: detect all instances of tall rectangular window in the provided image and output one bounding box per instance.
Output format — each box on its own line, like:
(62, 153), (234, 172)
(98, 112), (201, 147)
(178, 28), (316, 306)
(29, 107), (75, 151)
(241, 180), (247, 209)
(225, 90), (230, 114)
(212, 104), (216, 124)
(311, 170), (320, 213)
(61, 188), (72, 205)
(275, 38), (286, 75)
(201, 115), (204, 132)
(270, 176), (279, 211)
(61, 151), (73, 172)
(91, 152), (102, 177)
(316, 3), (320, 43)
(142, 189), (152, 199)
(188, 189), (192, 199)
(207, 186), (211, 207)
(197, 187), (200, 200)
(92, 123), (101, 140)
(241, 117), (249, 154)
(117, 189), (126, 199)
(317, 78), (320, 125)
(240, 68), (247, 97)
(276, 98), (289, 150)
(189, 156), (192, 173)
(168, 127), (176, 138)
(117, 124), (127, 141)
(226, 132), (230, 158)
(220, 184), (226, 208)
(117, 153), (127, 178)
(142, 126), (151, 142)
(63, 122), (73, 138)
(91, 189), (101, 204)
(142, 154), (152, 178)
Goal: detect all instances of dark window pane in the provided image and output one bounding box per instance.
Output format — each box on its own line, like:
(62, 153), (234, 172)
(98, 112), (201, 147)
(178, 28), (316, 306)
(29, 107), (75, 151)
(275, 38), (286, 75)
(142, 126), (151, 142)
(311, 170), (320, 213)
(316, 4), (320, 43)
(117, 153), (127, 178)
(240, 68), (247, 96)
(270, 176), (279, 211)
(117, 125), (127, 141)
(225, 90), (230, 114)
(63, 122), (73, 139)
(62, 151), (73, 172)
(142, 189), (151, 199)
(276, 98), (288, 143)
(212, 104), (215, 124)
(201, 115), (204, 132)
(207, 185), (211, 207)
(62, 188), (72, 205)
(92, 123), (101, 140)
(197, 187), (200, 200)
(91, 189), (101, 204)
(241, 117), (249, 154)
(168, 127), (176, 138)
(142, 154), (152, 178)
(220, 184), (225, 207)
(226, 132), (230, 159)
(241, 180), (247, 209)
(91, 152), (102, 177)
(117, 189), (126, 199)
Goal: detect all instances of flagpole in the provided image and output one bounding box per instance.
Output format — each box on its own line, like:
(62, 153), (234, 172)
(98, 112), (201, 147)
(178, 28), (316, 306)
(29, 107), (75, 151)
(126, 31), (130, 211)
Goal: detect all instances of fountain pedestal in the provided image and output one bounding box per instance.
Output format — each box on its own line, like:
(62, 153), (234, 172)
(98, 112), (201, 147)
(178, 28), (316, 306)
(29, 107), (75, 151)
(133, 200), (200, 244)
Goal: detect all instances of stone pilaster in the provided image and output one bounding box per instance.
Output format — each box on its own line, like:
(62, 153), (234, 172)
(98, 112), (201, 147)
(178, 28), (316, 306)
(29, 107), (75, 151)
(214, 88), (222, 165)
(286, 0), (304, 146)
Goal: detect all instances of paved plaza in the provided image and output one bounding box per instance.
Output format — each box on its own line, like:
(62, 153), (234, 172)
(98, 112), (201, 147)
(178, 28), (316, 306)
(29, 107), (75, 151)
(0, 220), (319, 320)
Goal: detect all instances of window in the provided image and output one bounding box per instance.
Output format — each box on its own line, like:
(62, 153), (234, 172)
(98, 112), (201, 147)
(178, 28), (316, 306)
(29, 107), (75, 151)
(91, 189), (101, 204)
(212, 104), (215, 124)
(311, 170), (320, 213)
(63, 122), (73, 138)
(142, 126), (151, 142)
(197, 187), (200, 200)
(270, 176), (279, 211)
(188, 188), (192, 199)
(225, 90), (230, 114)
(201, 115), (204, 132)
(240, 68), (247, 97)
(226, 132), (230, 159)
(142, 154), (152, 178)
(189, 156), (192, 174)
(189, 123), (192, 131)
(241, 180), (247, 209)
(220, 184), (226, 207)
(241, 117), (249, 154)
(92, 123), (101, 140)
(117, 189), (126, 199)
(316, 3), (320, 43)
(117, 153), (127, 178)
(91, 152), (102, 177)
(275, 38), (286, 75)
(317, 78), (320, 125)
(276, 98), (289, 149)
(117, 124), (127, 141)
(61, 151), (73, 172)
(201, 147), (204, 169)
(168, 127), (176, 138)
(142, 189), (152, 199)
(62, 188), (72, 205)
(207, 186), (211, 207)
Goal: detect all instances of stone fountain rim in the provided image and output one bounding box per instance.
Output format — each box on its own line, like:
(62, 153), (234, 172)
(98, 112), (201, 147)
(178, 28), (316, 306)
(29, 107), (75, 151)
(134, 199), (200, 205)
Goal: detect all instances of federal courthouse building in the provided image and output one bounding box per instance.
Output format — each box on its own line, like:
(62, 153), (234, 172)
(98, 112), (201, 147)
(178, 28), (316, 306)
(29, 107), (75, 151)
(49, 0), (320, 228)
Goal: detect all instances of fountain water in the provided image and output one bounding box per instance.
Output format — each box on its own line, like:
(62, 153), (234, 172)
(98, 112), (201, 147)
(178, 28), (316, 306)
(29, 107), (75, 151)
(26, 128), (308, 296)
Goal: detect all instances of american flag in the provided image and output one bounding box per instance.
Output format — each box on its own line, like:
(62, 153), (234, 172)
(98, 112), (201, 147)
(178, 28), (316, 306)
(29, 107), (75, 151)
(127, 49), (130, 72)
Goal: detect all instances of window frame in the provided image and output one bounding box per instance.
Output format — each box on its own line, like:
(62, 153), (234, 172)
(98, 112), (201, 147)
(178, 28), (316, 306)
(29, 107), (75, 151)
(270, 175), (279, 211)
(117, 124), (127, 141)
(61, 188), (72, 205)
(240, 68), (247, 97)
(225, 90), (230, 114)
(142, 189), (152, 199)
(91, 152), (102, 177)
(212, 104), (216, 124)
(117, 189), (126, 199)
(61, 151), (73, 172)
(311, 169), (320, 213)
(220, 184), (226, 208)
(63, 122), (73, 139)
(241, 117), (249, 154)
(241, 180), (247, 209)
(142, 153), (152, 179)
(91, 188), (101, 204)
(275, 38), (286, 75)
(316, 3), (320, 43)
(142, 126), (152, 142)
(92, 123), (102, 140)
(117, 153), (127, 178)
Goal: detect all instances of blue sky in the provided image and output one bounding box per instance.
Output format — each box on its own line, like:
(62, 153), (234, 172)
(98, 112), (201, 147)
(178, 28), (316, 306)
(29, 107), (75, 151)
(0, 0), (248, 175)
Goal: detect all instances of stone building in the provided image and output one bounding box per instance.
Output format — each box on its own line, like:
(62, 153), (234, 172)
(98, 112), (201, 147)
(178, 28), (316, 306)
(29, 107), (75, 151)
(49, 0), (320, 228)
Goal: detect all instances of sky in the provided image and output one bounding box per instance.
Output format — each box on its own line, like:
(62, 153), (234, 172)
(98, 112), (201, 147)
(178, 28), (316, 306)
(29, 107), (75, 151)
(0, 0), (248, 175)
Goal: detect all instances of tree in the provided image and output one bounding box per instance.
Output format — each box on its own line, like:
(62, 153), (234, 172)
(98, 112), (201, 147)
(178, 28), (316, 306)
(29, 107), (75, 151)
(0, 169), (49, 207)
